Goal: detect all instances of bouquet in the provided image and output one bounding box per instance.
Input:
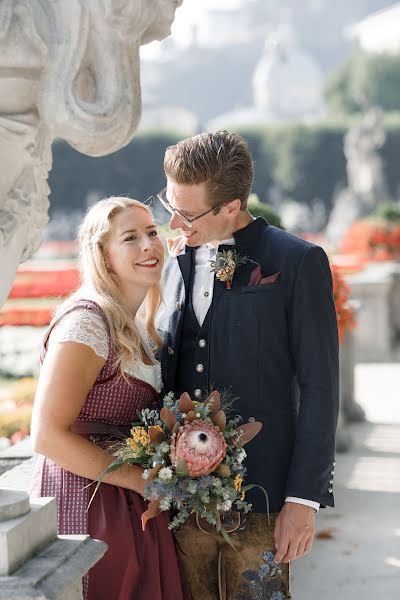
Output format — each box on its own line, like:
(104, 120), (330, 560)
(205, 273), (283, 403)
(91, 390), (266, 545)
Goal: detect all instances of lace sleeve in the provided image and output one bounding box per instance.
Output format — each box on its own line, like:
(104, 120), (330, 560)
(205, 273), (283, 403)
(48, 307), (109, 360)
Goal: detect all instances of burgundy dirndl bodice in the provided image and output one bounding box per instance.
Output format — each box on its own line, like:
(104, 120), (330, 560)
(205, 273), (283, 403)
(29, 300), (190, 600)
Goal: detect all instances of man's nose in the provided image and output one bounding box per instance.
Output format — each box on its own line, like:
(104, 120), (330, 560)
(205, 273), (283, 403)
(169, 211), (182, 230)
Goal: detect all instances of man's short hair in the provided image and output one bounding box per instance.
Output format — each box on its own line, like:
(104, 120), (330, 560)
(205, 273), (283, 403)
(164, 130), (254, 210)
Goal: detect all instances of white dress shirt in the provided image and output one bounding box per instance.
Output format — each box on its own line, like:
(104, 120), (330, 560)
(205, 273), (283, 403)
(192, 241), (320, 512)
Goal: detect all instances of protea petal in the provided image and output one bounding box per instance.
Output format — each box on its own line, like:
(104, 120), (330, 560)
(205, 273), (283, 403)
(184, 410), (197, 423)
(149, 427), (166, 445)
(205, 390), (221, 415)
(179, 392), (196, 413)
(160, 407), (177, 431)
(211, 410), (227, 431)
(235, 422), (262, 446)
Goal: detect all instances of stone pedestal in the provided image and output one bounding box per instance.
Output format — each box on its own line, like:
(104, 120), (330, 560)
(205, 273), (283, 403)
(0, 454), (107, 598)
(346, 262), (398, 362)
(336, 326), (366, 453)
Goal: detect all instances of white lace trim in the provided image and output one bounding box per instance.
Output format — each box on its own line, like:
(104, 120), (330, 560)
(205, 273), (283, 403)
(49, 308), (109, 360)
(48, 307), (162, 393)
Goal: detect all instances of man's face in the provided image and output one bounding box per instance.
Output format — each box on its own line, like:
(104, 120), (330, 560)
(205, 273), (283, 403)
(166, 180), (232, 247)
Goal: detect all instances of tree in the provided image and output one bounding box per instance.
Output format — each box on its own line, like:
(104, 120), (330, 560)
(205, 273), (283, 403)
(325, 52), (400, 115)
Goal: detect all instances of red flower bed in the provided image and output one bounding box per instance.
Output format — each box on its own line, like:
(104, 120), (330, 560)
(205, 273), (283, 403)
(9, 268), (80, 299)
(0, 307), (55, 326)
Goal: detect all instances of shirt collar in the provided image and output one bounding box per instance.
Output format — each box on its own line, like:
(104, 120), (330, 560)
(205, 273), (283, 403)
(205, 237), (235, 252)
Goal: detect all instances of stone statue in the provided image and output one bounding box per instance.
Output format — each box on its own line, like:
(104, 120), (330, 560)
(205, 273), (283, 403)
(326, 106), (391, 248)
(0, 0), (183, 306)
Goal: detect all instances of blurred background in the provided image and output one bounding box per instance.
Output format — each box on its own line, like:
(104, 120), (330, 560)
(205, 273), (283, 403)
(0, 2), (399, 598)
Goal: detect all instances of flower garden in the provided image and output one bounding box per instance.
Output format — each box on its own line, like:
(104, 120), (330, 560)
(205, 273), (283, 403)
(0, 243), (80, 446)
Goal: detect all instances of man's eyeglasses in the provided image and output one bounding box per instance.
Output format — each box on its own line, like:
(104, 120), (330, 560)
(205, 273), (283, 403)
(153, 187), (220, 229)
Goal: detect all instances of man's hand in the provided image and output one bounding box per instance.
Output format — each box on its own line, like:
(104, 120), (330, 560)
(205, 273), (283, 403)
(166, 236), (185, 258)
(273, 502), (315, 563)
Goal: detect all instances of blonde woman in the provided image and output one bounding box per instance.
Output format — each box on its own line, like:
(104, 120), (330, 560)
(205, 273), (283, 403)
(29, 198), (189, 600)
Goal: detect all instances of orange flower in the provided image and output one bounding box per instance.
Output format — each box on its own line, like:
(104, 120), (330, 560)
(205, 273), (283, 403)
(330, 265), (357, 345)
(339, 218), (400, 261)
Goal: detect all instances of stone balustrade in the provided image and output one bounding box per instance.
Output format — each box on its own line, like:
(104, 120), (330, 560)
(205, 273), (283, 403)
(346, 261), (400, 362)
(0, 443), (107, 598)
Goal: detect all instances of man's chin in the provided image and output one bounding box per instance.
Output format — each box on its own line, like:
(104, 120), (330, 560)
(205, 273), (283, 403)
(181, 232), (198, 246)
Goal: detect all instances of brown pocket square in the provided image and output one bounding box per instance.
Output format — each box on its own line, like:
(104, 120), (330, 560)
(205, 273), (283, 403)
(249, 266), (280, 285)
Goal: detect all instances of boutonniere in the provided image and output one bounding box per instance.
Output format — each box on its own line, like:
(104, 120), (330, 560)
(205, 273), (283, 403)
(209, 249), (248, 290)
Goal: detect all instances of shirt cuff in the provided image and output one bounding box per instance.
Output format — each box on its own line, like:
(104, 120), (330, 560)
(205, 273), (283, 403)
(285, 497), (320, 512)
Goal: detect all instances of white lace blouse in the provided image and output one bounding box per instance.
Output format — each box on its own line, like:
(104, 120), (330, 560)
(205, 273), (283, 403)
(48, 307), (162, 393)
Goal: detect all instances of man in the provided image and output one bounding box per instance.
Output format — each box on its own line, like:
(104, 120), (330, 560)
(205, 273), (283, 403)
(156, 130), (339, 599)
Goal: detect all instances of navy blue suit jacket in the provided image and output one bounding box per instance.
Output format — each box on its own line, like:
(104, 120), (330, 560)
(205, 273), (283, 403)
(157, 218), (339, 512)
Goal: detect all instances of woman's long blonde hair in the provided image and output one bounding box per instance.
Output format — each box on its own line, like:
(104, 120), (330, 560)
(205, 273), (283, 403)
(53, 197), (162, 378)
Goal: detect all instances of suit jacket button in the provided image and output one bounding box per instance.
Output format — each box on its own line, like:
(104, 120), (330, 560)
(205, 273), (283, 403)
(328, 486), (333, 493)
(176, 302), (182, 311)
(167, 347), (174, 355)
(248, 416), (256, 422)
(194, 388), (202, 398)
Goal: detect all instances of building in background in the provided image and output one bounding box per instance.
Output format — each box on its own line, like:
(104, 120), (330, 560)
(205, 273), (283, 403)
(344, 2), (400, 54)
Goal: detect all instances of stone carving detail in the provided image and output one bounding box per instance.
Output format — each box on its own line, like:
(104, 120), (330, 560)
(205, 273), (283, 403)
(0, 0), (182, 306)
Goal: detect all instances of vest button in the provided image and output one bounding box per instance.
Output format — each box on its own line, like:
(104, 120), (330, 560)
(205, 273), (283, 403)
(176, 302), (182, 311)
(194, 388), (202, 398)
(167, 347), (174, 355)
(328, 486), (333, 494)
(198, 339), (206, 348)
(248, 416), (256, 423)
(196, 363), (204, 373)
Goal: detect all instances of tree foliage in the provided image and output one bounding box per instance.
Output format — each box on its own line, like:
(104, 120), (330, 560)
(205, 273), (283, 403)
(325, 52), (400, 115)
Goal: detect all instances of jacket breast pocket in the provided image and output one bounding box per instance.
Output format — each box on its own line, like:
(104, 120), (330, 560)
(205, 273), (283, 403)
(240, 285), (280, 294)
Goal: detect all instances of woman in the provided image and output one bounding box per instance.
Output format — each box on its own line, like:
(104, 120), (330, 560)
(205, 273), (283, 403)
(29, 197), (189, 599)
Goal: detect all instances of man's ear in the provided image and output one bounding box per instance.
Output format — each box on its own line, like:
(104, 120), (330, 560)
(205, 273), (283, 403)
(226, 198), (241, 218)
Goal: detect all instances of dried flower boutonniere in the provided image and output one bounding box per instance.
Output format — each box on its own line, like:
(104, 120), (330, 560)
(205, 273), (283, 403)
(209, 249), (248, 289)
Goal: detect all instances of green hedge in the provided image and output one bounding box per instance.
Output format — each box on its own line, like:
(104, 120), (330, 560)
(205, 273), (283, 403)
(49, 117), (400, 219)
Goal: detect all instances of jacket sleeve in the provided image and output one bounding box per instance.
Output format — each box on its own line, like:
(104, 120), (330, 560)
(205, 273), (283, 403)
(285, 245), (339, 506)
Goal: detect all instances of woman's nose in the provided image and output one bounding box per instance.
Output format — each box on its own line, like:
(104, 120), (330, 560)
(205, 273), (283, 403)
(140, 235), (153, 251)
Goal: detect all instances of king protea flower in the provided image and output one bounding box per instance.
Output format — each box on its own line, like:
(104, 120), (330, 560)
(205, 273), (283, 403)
(170, 420), (227, 477)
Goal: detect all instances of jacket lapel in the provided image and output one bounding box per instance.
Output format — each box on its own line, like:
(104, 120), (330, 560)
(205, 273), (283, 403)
(177, 247), (193, 293)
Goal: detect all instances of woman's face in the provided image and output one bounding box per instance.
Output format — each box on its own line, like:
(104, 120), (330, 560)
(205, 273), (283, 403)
(106, 206), (164, 292)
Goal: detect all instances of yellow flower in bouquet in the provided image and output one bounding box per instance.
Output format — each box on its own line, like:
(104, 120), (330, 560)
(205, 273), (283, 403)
(127, 425), (163, 455)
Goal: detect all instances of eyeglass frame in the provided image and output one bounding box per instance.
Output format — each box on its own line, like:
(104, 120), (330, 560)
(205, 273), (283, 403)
(153, 186), (224, 229)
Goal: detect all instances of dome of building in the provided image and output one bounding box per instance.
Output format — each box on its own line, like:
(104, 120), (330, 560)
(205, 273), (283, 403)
(252, 24), (324, 119)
